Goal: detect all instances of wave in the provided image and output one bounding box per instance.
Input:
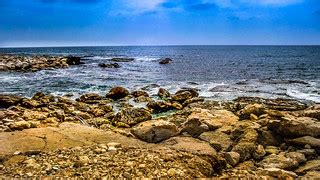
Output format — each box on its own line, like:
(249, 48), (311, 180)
(286, 89), (320, 103)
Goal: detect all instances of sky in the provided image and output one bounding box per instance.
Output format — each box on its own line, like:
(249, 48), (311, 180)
(0, 0), (320, 47)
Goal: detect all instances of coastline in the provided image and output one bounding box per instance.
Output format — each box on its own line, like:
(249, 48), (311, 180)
(0, 87), (319, 178)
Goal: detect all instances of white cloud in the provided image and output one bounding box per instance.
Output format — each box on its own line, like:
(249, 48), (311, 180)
(123, 0), (166, 12)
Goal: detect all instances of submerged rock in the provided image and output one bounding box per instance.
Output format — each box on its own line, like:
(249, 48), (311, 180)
(111, 57), (134, 62)
(98, 63), (120, 68)
(131, 119), (179, 143)
(106, 87), (129, 100)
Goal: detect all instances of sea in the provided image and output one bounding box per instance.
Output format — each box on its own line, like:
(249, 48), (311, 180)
(0, 46), (319, 103)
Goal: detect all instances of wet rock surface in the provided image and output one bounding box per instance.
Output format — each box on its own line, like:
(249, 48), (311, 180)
(0, 55), (83, 72)
(0, 87), (319, 178)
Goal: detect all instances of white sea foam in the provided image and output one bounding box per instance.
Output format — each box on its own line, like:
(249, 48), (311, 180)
(287, 89), (320, 103)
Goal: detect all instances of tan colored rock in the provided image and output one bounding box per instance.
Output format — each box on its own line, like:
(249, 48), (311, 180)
(288, 136), (320, 148)
(180, 118), (209, 137)
(161, 136), (217, 157)
(258, 168), (298, 178)
(22, 110), (48, 121)
(224, 152), (240, 166)
(295, 160), (320, 174)
(10, 121), (31, 131)
(188, 109), (239, 130)
(269, 116), (320, 138)
(131, 120), (179, 143)
(198, 131), (233, 152)
(237, 103), (265, 119)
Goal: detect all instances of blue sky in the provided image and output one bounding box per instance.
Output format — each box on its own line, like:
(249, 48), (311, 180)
(0, 0), (320, 47)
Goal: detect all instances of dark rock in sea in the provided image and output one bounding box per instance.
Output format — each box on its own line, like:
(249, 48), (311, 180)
(106, 87), (129, 100)
(78, 93), (103, 103)
(171, 89), (199, 103)
(158, 88), (171, 99)
(159, 58), (173, 64)
(0, 94), (23, 109)
(131, 90), (149, 98)
(66, 56), (84, 65)
(98, 63), (121, 68)
(147, 101), (173, 113)
(111, 57), (134, 62)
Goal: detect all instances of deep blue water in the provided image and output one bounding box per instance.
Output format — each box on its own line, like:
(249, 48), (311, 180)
(0, 46), (319, 102)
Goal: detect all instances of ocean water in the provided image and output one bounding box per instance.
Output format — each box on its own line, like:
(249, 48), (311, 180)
(0, 46), (320, 103)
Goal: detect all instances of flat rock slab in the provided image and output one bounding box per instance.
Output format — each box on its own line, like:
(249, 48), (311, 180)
(0, 122), (152, 156)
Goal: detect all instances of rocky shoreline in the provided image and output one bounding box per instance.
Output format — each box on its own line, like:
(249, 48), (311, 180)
(0, 87), (319, 178)
(0, 55), (83, 72)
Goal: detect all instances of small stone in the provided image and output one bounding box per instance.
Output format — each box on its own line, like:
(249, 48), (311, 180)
(107, 142), (121, 148)
(168, 168), (177, 176)
(138, 164), (146, 168)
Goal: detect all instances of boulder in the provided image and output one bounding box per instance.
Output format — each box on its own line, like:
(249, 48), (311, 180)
(295, 160), (320, 174)
(98, 63), (121, 68)
(269, 116), (320, 138)
(19, 98), (40, 109)
(258, 168), (298, 178)
(199, 131), (233, 152)
(111, 57), (134, 62)
(257, 130), (283, 147)
(232, 129), (258, 161)
(204, 110), (239, 130)
(183, 97), (205, 106)
(288, 136), (320, 148)
(157, 88), (171, 99)
(106, 87), (129, 100)
(175, 89), (199, 98)
(161, 136), (217, 157)
(66, 56), (83, 65)
(113, 108), (152, 127)
(224, 152), (240, 166)
(147, 101), (174, 113)
(180, 118), (209, 137)
(237, 104), (265, 119)
(159, 58), (173, 64)
(131, 90), (149, 98)
(171, 91), (193, 102)
(78, 93), (102, 103)
(131, 120), (179, 143)
(0, 94), (22, 108)
(9, 121), (31, 131)
(258, 152), (305, 170)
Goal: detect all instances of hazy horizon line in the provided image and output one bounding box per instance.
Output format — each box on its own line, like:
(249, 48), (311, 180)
(1, 44), (320, 49)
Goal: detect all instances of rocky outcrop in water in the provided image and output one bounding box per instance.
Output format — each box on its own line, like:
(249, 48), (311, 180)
(159, 58), (173, 64)
(98, 63), (121, 68)
(111, 57), (134, 62)
(0, 87), (319, 179)
(0, 55), (84, 72)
